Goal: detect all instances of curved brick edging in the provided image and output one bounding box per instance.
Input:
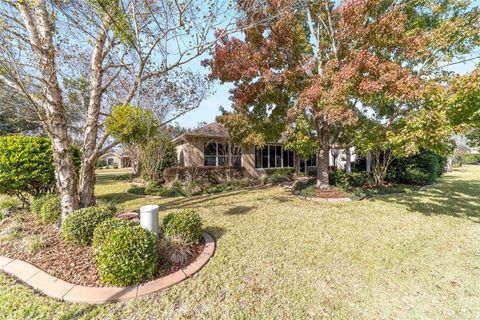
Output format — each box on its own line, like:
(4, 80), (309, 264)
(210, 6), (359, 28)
(0, 232), (215, 304)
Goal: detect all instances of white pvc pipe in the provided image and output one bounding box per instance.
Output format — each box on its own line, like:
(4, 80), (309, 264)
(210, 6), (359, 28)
(140, 205), (159, 235)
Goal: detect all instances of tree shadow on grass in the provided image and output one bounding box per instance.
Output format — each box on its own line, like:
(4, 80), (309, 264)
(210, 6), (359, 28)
(224, 205), (256, 215)
(204, 225), (226, 240)
(369, 174), (480, 222)
(157, 189), (267, 211)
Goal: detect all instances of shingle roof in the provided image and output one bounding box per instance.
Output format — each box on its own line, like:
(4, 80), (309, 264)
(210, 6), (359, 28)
(172, 122), (230, 143)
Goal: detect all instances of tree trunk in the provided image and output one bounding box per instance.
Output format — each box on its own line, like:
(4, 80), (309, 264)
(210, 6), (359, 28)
(316, 127), (331, 189)
(19, 1), (80, 219)
(132, 157), (142, 177)
(78, 21), (109, 208)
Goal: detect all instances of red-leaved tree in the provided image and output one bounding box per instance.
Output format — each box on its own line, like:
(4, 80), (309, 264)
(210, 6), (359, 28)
(205, 0), (437, 189)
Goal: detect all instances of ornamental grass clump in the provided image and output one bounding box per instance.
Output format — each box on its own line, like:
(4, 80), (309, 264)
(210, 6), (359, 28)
(162, 234), (195, 265)
(61, 206), (113, 245)
(161, 209), (203, 244)
(94, 223), (160, 286)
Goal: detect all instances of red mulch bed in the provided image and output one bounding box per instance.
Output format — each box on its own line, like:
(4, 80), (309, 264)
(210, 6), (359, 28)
(0, 211), (204, 287)
(315, 187), (348, 199)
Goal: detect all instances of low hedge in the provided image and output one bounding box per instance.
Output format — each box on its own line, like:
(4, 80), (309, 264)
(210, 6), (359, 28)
(95, 224), (159, 286)
(329, 171), (373, 189)
(62, 207), (113, 245)
(161, 209), (203, 244)
(261, 168), (296, 184)
(163, 166), (246, 184)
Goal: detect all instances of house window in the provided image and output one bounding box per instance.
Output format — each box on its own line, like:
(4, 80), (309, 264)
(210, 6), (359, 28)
(204, 142), (241, 167)
(106, 157), (115, 166)
(254, 145), (294, 169)
(300, 154), (317, 173)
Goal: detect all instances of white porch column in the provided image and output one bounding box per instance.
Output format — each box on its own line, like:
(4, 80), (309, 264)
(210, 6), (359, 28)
(345, 148), (352, 173)
(366, 151), (372, 173)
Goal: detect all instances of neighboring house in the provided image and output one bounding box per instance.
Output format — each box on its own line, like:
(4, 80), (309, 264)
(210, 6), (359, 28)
(172, 122), (355, 178)
(99, 151), (132, 168)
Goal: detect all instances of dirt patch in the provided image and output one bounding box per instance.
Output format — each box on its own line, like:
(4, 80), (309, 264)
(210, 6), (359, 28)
(315, 188), (348, 199)
(0, 211), (204, 287)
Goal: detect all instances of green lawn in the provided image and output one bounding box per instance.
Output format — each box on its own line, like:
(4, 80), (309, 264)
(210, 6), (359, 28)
(1, 167), (480, 319)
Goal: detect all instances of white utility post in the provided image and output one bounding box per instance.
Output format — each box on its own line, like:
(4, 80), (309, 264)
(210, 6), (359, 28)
(140, 205), (159, 234)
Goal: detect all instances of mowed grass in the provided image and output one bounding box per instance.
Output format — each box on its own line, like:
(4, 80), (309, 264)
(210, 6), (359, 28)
(1, 167), (480, 319)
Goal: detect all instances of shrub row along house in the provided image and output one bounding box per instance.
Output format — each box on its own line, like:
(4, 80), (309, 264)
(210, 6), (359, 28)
(172, 122), (356, 178)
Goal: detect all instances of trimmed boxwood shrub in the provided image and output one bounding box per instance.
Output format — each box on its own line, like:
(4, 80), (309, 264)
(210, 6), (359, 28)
(95, 224), (159, 286)
(161, 209), (203, 244)
(92, 218), (137, 255)
(62, 207), (113, 245)
(38, 195), (61, 224)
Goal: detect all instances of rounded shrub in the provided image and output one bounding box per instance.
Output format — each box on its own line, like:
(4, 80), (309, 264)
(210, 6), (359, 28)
(161, 209), (203, 244)
(62, 207), (113, 245)
(95, 224), (159, 286)
(38, 195), (61, 224)
(92, 218), (137, 254)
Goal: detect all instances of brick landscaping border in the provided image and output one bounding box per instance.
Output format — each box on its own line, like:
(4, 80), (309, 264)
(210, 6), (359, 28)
(0, 232), (215, 304)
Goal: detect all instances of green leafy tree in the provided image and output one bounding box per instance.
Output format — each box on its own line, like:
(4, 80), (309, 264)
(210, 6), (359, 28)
(0, 136), (80, 204)
(105, 105), (158, 176)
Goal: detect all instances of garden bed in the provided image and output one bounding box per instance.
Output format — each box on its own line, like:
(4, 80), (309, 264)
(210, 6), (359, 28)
(0, 211), (204, 287)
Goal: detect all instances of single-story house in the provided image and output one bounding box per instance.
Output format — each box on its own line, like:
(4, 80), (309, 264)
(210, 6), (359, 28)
(172, 122), (355, 178)
(99, 151), (132, 168)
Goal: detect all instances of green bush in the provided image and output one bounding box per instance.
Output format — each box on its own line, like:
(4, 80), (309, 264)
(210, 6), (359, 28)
(31, 194), (55, 219)
(95, 159), (107, 168)
(92, 218), (137, 254)
(38, 195), (61, 224)
(127, 186), (146, 195)
(95, 224), (159, 286)
(145, 181), (186, 197)
(62, 207), (113, 245)
(0, 135), (81, 201)
(161, 209), (203, 244)
(388, 150), (447, 185)
(261, 168), (296, 184)
(463, 153), (480, 165)
(163, 166), (246, 184)
(329, 171), (373, 189)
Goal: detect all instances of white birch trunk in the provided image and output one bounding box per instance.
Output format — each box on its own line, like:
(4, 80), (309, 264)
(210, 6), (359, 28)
(19, 1), (80, 218)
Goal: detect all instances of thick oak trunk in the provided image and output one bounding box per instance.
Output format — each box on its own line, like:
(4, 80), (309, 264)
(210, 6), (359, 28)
(316, 138), (330, 189)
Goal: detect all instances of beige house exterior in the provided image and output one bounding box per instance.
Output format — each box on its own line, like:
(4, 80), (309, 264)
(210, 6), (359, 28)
(99, 151), (132, 168)
(172, 123), (355, 178)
